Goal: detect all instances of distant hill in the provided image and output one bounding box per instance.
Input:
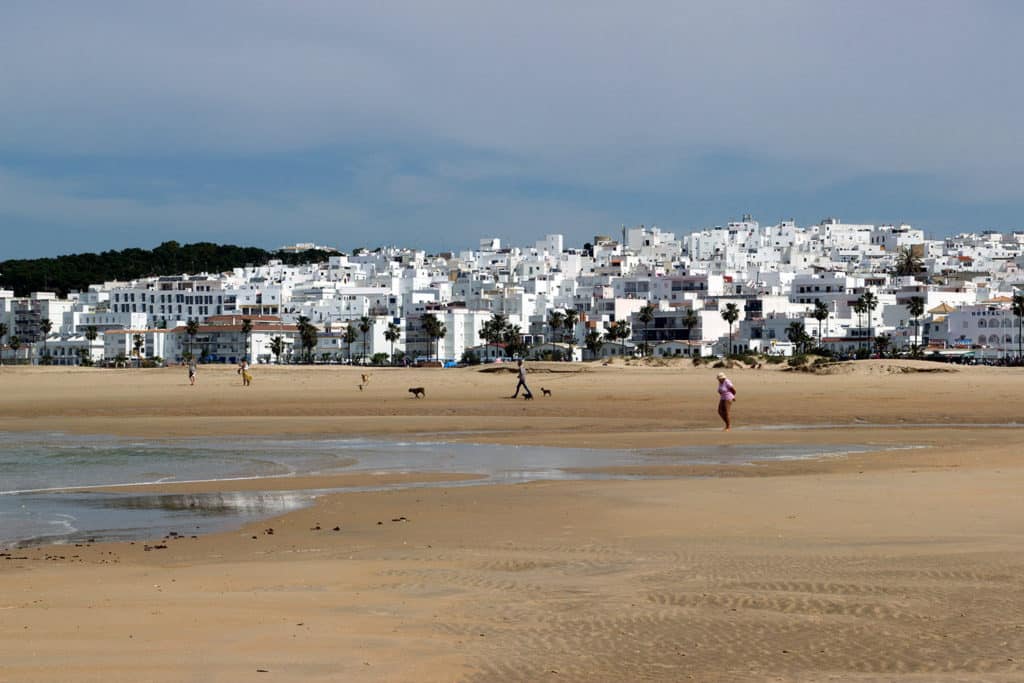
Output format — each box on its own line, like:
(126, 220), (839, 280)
(0, 241), (338, 297)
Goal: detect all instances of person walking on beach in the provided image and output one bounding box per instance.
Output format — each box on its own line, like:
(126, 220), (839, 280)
(511, 359), (533, 399)
(237, 359), (249, 386)
(188, 359), (197, 386)
(716, 372), (736, 430)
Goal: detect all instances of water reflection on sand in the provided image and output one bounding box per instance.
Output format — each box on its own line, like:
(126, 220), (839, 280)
(1, 436), (898, 547)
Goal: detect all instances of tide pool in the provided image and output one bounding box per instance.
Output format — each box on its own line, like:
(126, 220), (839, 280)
(0, 432), (886, 547)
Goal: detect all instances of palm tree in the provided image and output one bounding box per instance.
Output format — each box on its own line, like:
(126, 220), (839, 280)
(584, 330), (604, 359)
(502, 323), (526, 359)
(420, 313), (440, 362)
(547, 310), (565, 359)
(240, 318), (253, 363)
(0, 322), (7, 366)
(270, 335), (286, 364)
(132, 333), (144, 368)
(384, 322), (401, 365)
(480, 313), (508, 361)
(786, 321), (810, 355)
(618, 320), (631, 355)
(562, 309), (579, 361)
(682, 307), (699, 353)
(432, 319), (447, 362)
(342, 322), (357, 363)
(604, 322), (617, 355)
(853, 297), (866, 353)
(721, 303), (739, 355)
(894, 246), (924, 278)
(606, 320), (630, 356)
(82, 325), (98, 366)
(874, 334), (892, 357)
(39, 318), (53, 364)
(812, 300), (829, 351)
(637, 304), (655, 357)
(9, 335), (20, 363)
(1012, 293), (1024, 360)
(907, 296), (925, 351)
(861, 291), (878, 351)
(358, 316), (372, 362)
(296, 316), (318, 363)
(185, 318), (199, 361)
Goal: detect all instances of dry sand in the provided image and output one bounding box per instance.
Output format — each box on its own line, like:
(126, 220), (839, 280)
(1, 360), (1023, 681)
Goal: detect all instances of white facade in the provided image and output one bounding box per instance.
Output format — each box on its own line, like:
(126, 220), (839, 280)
(8, 217), (1024, 365)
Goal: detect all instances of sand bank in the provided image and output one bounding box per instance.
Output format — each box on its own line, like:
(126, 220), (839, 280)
(2, 361), (1023, 681)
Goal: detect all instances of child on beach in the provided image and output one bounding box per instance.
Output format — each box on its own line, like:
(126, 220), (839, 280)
(716, 372), (736, 430)
(188, 360), (197, 386)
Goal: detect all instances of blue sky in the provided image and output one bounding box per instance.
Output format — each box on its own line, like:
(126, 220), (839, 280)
(2, 1), (1022, 259)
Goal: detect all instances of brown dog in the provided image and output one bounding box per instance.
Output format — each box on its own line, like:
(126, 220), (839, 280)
(408, 387), (425, 398)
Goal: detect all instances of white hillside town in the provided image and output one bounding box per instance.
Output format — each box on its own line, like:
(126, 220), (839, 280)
(3, 218), (1024, 367)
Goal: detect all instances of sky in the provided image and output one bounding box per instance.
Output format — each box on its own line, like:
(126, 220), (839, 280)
(2, 1), (1023, 259)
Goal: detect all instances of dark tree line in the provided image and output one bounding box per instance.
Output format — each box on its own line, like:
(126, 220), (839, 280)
(0, 241), (338, 297)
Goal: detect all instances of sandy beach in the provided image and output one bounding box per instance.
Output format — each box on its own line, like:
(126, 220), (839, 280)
(2, 360), (1024, 681)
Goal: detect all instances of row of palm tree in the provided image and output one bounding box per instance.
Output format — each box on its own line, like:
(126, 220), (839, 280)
(854, 291), (878, 350)
(267, 316), (403, 365)
(481, 308), (699, 361)
(479, 313), (527, 359)
(549, 309), (580, 359)
(479, 310), (589, 361)
(420, 313), (447, 362)
(502, 311), (641, 359)
(0, 318), (52, 364)
(10, 288), (1024, 366)
(719, 291), (931, 357)
(630, 305), (704, 358)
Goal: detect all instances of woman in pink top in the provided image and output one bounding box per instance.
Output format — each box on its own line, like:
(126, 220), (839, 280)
(716, 372), (736, 431)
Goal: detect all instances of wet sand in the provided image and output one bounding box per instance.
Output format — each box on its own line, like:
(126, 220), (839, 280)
(1, 360), (1023, 681)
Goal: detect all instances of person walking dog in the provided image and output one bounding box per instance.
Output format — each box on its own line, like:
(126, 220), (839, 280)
(511, 359), (533, 399)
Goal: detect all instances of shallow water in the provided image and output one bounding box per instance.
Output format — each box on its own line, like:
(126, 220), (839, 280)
(0, 432), (888, 547)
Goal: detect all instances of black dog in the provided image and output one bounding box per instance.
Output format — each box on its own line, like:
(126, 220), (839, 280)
(540, 387), (552, 397)
(408, 387), (426, 398)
